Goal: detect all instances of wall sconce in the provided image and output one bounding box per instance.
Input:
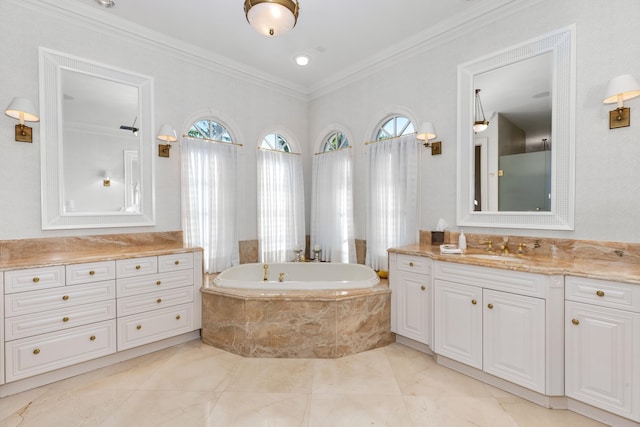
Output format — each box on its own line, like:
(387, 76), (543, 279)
(103, 171), (111, 187)
(4, 97), (39, 143)
(157, 124), (177, 157)
(473, 89), (489, 133)
(417, 122), (442, 155)
(603, 74), (640, 129)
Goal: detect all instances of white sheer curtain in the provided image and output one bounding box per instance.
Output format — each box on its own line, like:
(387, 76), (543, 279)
(365, 134), (419, 271)
(311, 148), (356, 263)
(257, 149), (305, 263)
(181, 137), (239, 273)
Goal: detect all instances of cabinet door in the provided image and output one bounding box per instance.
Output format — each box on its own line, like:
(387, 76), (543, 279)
(395, 270), (430, 345)
(434, 280), (482, 369)
(566, 301), (640, 422)
(483, 289), (545, 393)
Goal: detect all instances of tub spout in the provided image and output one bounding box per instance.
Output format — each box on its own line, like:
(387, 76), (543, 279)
(278, 272), (285, 282)
(263, 264), (269, 282)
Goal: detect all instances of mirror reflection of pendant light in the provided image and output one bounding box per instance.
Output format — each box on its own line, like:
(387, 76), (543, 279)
(473, 89), (489, 133)
(244, 0), (300, 37)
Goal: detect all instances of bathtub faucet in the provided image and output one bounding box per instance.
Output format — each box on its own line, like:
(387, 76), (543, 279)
(278, 272), (285, 282)
(263, 264), (269, 282)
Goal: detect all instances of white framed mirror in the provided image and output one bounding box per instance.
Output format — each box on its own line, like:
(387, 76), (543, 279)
(456, 25), (575, 230)
(39, 48), (155, 229)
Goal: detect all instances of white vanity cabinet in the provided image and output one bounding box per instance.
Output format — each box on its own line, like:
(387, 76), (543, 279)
(433, 261), (564, 395)
(565, 276), (640, 422)
(389, 253), (432, 346)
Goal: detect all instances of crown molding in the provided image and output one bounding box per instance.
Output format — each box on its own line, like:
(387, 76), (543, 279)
(17, 0), (309, 100)
(307, 0), (544, 100)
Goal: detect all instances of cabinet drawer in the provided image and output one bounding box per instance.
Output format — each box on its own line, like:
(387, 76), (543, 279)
(566, 276), (640, 312)
(117, 286), (193, 317)
(6, 300), (116, 341)
(4, 266), (65, 294)
(116, 256), (158, 278)
(158, 252), (194, 272)
(396, 255), (431, 275)
(5, 280), (115, 317)
(66, 261), (115, 285)
(117, 269), (194, 298)
(5, 320), (116, 383)
(117, 303), (193, 351)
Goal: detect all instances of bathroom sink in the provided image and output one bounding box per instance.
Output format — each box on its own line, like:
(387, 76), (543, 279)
(463, 253), (529, 263)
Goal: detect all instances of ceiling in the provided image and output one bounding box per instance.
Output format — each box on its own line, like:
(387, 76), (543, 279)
(60, 0), (521, 95)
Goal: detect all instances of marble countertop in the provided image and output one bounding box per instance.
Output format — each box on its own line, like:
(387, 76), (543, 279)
(0, 245), (202, 271)
(390, 243), (640, 286)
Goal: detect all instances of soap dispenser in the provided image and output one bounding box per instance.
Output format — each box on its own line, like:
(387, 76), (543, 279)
(458, 229), (467, 252)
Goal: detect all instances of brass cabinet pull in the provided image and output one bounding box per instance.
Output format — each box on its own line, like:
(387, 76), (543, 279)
(176, 315), (181, 320)
(33, 348), (40, 355)
(487, 303), (494, 309)
(62, 295), (69, 301)
(156, 280), (162, 286)
(89, 270), (95, 276)
(409, 262), (414, 267)
(136, 325), (142, 330)
(33, 277), (40, 283)
(135, 265), (141, 270)
(596, 290), (605, 297)
(157, 298), (162, 303)
(420, 286), (426, 291)
(572, 319), (580, 325)
(63, 316), (69, 323)
(174, 260), (180, 265)
(90, 335), (96, 341)
(471, 299), (477, 305)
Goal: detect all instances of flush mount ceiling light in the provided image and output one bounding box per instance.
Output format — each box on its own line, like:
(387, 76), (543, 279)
(244, 0), (300, 37)
(95, 0), (116, 8)
(295, 55), (310, 66)
(473, 89), (489, 133)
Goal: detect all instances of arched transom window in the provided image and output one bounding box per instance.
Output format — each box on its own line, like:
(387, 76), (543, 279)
(376, 115), (415, 140)
(260, 133), (292, 152)
(321, 131), (350, 152)
(187, 119), (233, 143)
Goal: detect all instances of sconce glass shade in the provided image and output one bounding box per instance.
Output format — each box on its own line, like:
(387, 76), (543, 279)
(473, 89), (489, 133)
(603, 74), (640, 107)
(244, 0), (299, 37)
(4, 97), (39, 124)
(416, 122), (437, 141)
(157, 124), (178, 143)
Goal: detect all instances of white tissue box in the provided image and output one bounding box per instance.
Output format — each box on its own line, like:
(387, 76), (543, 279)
(440, 244), (463, 255)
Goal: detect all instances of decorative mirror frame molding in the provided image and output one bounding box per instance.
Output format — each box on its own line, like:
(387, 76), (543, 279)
(456, 25), (576, 230)
(39, 48), (156, 229)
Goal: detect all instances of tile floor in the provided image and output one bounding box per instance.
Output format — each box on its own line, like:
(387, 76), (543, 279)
(0, 340), (607, 427)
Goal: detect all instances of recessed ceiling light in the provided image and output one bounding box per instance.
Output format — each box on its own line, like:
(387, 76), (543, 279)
(95, 0), (116, 8)
(295, 55), (310, 66)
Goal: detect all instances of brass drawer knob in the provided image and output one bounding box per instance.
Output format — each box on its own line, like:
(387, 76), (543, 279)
(176, 315), (181, 320)
(63, 316), (69, 323)
(487, 303), (494, 309)
(135, 265), (141, 270)
(33, 348), (40, 355)
(409, 262), (414, 267)
(174, 260), (180, 265)
(420, 285), (426, 291)
(62, 295), (69, 301)
(156, 280), (161, 286)
(136, 325), (142, 330)
(572, 319), (580, 325)
(33, 277), (40, 283)
(157, 298), (162, 303)
(471, 299), (477, 305)
(596, 290), (605, 297)
(90, 335), (96, 341)
(89, 270), (95, 276)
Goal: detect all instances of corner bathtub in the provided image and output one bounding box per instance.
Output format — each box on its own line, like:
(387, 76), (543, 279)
(214, 262), (380, 290)
(201, 263), (394, 358)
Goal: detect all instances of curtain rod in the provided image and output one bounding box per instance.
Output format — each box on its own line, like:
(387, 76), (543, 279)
(182, 135), (243, 147)
(364, 132), (418, 145)
(257, 147), (301, 156)
(314, 146), (352, 156)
